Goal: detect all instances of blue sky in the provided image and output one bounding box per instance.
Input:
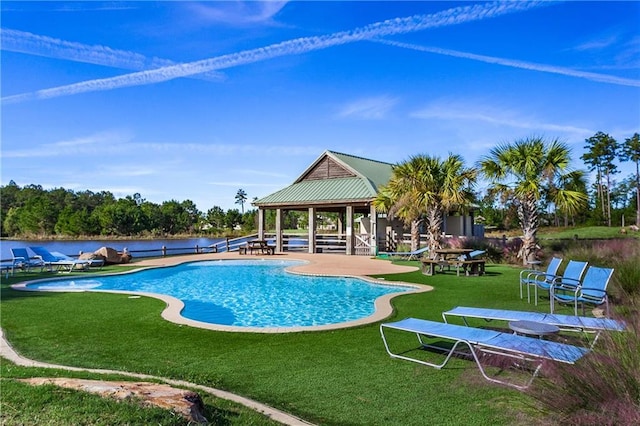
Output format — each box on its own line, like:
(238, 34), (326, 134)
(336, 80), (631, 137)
(2, 1), (639, 212)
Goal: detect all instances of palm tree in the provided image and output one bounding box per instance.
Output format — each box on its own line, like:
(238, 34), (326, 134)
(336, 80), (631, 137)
(235, 189), (247, 214)
(374, 154), (476, 252)
(479, 137), (587, 265)
(373, 161), (425, 252)
(621, 133), (640, 227)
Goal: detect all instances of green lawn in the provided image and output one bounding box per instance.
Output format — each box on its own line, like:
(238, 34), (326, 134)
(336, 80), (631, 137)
(1, 262), (566, 425)
(537, 225), (639, 240)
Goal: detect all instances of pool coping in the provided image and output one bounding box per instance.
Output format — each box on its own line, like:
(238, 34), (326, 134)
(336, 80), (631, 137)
(11, 252), (431, 333)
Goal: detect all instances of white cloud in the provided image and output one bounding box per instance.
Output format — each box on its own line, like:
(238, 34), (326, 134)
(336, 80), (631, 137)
(0, 29), (224, 82)
(206, 181), (284, 188)
(2, 1), (548, 104)
(338, 96), (398, 120)
(2, 131), (133, 158)
(412, 100), (595, 140)
(97, 165), (156, 178)
(573, 34), (619, 51)
(232, 169), (290, 179)
(186, 1), (289, 26)
(377, 39), (640, 87)
(1, 130), (322, 160)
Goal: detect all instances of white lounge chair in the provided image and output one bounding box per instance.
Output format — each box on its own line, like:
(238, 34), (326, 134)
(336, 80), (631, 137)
(381, 246), (429, 261)
(442, 306), (625, 347)
(380, 318), (588, 390)
(29, 246), (91, 273)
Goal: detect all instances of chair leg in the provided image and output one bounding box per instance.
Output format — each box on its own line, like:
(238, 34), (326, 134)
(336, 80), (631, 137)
(520, 282), (523, 299)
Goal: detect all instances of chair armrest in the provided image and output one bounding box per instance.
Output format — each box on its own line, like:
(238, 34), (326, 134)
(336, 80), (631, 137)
(550, 281), (580, 295)
(528, 271), (556, 283)
(554, 276), (581, 289)
(578, 286), (608, 298)
(519, 268), (537, 279)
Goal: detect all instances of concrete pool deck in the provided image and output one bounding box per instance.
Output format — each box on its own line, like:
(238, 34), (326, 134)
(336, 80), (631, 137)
(131, 251), (420, 277)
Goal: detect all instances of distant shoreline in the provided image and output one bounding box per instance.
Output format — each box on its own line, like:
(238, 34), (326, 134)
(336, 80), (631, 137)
(0, 234), (235, 242)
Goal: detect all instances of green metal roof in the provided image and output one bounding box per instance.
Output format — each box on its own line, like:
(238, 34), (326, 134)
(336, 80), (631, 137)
(254, 151), (394, 207)
(302, 151), (394, 190)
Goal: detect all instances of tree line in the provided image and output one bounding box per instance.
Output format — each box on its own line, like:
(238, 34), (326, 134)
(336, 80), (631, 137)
(0, 182), (312, 238)
(375, 133), (639, 264)
(1, 132), (638, 246)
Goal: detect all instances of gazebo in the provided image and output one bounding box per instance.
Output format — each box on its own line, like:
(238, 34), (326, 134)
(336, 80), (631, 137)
(253, 150), (478, 255)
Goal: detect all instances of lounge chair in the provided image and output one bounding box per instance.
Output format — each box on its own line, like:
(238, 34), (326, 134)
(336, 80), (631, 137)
(551, 266), (615, 316)
(380, 318), (588, 390)
(11, 248), (46, 272)
(519, 257), (562, 302)
(530, 260), (588, 306)
(442, 306), (625, 347)
(382, 246), (429, 261)
(29, 246), (91, 273)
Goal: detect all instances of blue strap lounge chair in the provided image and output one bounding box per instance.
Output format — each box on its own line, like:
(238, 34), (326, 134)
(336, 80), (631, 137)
(442, 306), (625, 348)
(551, 266), (615, 317)
(380, 318), (588, 390)
(466, 250), (486, 259)
(29, 246), (91, 273)
(530, 260), (588, 306)
(519, 257), (562, 302)
(11, 248), (45, 272)
(382, 246), (429, 261)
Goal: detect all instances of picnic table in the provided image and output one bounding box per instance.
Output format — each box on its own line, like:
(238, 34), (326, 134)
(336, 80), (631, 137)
(239, 240), (275, 255)
(421, 248), (485, 276)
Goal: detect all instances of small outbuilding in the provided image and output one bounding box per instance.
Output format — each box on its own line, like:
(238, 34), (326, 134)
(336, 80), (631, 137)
(253, 150), (478, 255)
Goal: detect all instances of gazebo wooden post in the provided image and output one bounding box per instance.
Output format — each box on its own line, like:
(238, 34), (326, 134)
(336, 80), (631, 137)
(370, 204), (378, 256)
(346, 205), (354, 255)
(257, 208), (265, 240)
(275, 208), (283, 253)
(308, 207), (316, 253)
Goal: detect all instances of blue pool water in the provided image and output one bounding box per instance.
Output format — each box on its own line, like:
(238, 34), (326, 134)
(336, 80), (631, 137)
(26, 260), (410, 328)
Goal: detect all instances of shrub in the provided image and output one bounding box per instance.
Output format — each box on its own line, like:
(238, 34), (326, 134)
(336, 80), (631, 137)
(501, 238), (523, 265)
(527, 295), (640, 424)
(443, 236), (504, 263)
(560, 239), (640, 297)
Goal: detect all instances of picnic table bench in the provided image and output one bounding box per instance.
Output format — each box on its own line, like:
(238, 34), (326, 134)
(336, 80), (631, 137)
(239, 240), (275, 255)
(452, 259), (486, 276)
(420, 259), (450, 276)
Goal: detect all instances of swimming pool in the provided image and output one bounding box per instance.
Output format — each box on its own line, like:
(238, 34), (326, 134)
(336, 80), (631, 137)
(23, 259), (412, 330)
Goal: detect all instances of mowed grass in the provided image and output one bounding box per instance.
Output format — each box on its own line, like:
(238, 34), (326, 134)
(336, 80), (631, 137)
(1, 363), (282, 425)
(537, 225), (639, 240)
(1, 262), (555, 425)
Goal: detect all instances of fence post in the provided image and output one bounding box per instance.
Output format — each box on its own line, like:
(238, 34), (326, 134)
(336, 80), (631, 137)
(162, 246), (167, 257)
(195, 245), (200, 254)
(226, 238), (230, 252)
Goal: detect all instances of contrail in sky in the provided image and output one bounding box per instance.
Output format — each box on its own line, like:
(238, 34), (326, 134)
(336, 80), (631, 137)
(377, 39), (640, 88)
(2, 1), (548, 104)
(0, 29), (225, 82)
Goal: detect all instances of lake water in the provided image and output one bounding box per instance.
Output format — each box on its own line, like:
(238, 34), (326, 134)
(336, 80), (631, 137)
(0, 238), (225, 262)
